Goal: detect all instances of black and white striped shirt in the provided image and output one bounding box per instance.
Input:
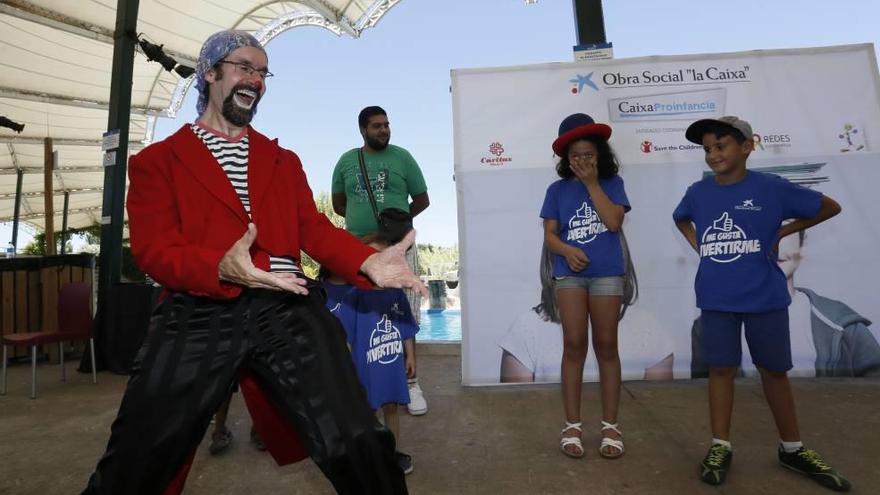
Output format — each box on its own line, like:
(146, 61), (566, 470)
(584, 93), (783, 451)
(192, 124), (301, 274)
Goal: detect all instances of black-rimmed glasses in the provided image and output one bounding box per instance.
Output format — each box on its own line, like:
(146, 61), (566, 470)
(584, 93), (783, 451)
(217, 60), (273, 80)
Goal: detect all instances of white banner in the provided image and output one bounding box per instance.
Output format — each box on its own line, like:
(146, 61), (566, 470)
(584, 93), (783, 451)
(452, 44), (880, 385)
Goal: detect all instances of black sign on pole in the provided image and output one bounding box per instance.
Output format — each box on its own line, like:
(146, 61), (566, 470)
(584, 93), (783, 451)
(571, 0), (607, 45)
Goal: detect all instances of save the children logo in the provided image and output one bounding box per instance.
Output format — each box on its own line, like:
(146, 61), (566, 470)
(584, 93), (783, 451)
(700, 212), (762, 263)
(641, 140), (653, 153)
(366, 314), (403, 365)
(567, 203), (607, 244)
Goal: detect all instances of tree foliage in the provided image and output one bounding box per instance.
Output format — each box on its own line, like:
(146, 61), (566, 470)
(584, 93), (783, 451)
(303, 191), (458, 279)
(21, 223), (145, 282)
(417, 243), (458, 279)
(300, 191), (345, 278)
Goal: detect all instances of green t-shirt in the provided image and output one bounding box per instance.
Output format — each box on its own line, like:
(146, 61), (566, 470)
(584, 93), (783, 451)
(331, 144), (428, 236)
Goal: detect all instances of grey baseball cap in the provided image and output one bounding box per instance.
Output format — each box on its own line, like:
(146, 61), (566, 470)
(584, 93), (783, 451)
(685, 116), (753, 144)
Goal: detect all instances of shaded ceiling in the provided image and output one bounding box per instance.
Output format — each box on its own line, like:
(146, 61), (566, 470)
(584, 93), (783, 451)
(0, 0), (401, 234)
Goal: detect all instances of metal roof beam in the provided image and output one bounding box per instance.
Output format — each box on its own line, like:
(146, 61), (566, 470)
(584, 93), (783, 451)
(0, 86), (167, 116)
(298, 0), (359, 37)
(0, 186), (103, 200)
(6, 143), (20, 170)
(357, 0), (400, 30)
(1, 205), (101, 222)
(0, 0), (198, 67)
(0, 165), (105, 175)
(0, 135), (145, 149)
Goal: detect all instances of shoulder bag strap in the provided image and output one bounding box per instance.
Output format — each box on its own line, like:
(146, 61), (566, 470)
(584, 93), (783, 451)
(357, 148), (381, 222)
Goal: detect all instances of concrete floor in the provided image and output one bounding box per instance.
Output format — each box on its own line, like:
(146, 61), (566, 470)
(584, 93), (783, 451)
(1, 347), (877, 495)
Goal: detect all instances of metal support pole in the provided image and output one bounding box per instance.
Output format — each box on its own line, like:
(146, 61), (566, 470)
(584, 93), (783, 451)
(44, 139), (55, 255)
(96, 0), (139, 345)
(11, 169), (23, 250)
(61, 191), (70, 254)
(571, 0), (607, 45)
(30, 344), (37, 399)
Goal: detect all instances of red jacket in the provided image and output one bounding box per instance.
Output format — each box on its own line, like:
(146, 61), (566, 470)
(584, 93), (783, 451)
(127, 124), (375, 298)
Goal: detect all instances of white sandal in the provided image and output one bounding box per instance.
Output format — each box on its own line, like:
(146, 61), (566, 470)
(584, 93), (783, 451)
(599, 421), (624, 459)
(560, 421), (584, 458)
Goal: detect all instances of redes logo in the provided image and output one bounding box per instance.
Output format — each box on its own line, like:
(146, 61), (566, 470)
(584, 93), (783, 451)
(753, 131), (792, 151)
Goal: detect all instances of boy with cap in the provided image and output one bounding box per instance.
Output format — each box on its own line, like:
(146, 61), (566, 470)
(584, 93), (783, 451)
(81, 30), (420, 494)
(672, 116), (851, 491)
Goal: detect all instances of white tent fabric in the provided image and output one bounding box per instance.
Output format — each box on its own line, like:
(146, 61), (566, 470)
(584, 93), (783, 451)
(0, 0), (402, 232)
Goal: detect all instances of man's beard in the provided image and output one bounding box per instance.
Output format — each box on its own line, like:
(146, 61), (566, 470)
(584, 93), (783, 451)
(221, 83), (261, 127)
(366, 135), (389, 151)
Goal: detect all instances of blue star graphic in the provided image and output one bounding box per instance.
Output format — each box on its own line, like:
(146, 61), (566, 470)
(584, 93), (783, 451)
(569, 72), (598, 92)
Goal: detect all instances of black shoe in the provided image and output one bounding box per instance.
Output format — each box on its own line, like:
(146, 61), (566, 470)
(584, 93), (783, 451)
(779, 447), (851, 492)
(699, 444), (732, 486)
(250, 426), (266, 451)
(396, 451), (413, 475)
(209, 428), (234, 455)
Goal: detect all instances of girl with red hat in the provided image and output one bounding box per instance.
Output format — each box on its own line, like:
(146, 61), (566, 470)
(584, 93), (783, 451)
(541, 113), (631, 460)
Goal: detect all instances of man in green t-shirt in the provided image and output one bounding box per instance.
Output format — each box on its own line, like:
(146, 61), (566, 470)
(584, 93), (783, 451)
(331, 106), (429, 236)
(332, 106), (430, 416)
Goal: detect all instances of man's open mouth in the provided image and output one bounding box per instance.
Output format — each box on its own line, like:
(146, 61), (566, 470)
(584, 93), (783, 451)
(233, 88), (258, 109)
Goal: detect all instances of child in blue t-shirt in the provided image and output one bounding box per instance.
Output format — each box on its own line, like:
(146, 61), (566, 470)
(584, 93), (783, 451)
(319, 236), (419, 475)
(540, 113), (631, 460)
(319, 265), (355, 322)
(673, 116), (849, 491)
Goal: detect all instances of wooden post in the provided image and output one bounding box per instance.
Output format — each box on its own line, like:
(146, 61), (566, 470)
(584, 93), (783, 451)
(44, 139), (55, 255)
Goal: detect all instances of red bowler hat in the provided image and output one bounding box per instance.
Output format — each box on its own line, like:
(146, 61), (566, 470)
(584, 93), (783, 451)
(552, 113), (612, 156)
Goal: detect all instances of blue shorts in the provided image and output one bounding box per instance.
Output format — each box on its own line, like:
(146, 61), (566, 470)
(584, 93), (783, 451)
(554, 275), (624, 296)
(700, 309), (792, 373)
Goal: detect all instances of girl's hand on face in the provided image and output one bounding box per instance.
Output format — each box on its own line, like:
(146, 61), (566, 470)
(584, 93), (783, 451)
(564, 245), (589, 272)
(571, 156), (599, 186)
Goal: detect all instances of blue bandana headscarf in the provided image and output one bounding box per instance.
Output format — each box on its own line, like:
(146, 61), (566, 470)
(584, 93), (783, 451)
(195, 30), (266, 116)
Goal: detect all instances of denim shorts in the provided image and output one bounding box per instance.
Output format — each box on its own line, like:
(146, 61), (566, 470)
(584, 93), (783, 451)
(554, 275), (624, 296)
(700, 309), (792, 372)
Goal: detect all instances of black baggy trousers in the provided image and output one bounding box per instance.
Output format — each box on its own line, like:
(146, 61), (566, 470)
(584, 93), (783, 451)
(82, 288), (407, 494)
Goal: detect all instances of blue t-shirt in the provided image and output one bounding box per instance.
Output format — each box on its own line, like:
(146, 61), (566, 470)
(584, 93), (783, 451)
(672, 171), (822, 312)
(335, 287), (419, 410)
(540, 175), (631, 278)
(322, 281), (354, 317)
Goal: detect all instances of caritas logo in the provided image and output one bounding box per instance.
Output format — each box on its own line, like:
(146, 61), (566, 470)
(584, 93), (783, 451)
(481, 141), (512, 166)
(641, 140), (652, 153)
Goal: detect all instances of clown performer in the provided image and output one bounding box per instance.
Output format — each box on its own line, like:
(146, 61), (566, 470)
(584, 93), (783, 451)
(81, 30), (423, 495)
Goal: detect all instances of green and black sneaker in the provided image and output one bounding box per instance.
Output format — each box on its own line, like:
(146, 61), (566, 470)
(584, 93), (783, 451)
(778, 447), (851, 492)
(699, 443), (733, 486)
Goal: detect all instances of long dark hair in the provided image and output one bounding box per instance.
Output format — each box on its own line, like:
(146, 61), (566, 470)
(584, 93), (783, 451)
(537, 239), (638, 322)
(533, 244), (560, 323)
(556, 135), (620, 180)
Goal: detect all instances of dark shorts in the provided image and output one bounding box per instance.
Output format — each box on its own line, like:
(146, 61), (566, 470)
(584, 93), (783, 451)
(700, 309), (792, 373)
